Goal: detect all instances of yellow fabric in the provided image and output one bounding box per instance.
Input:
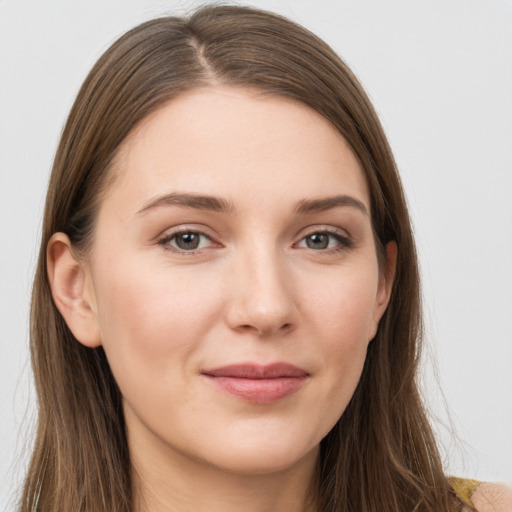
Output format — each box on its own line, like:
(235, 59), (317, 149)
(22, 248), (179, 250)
(449, 477), (482, 509)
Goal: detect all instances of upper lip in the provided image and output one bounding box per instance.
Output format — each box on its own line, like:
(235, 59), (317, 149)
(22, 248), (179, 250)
(202, 363), (309, 379)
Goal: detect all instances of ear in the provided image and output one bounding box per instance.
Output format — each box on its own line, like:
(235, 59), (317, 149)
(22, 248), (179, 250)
(370, 241), (397, 340)
(47, 233), (102, 347)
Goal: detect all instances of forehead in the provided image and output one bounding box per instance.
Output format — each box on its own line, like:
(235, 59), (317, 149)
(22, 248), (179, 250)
(105, 86), (369, 216)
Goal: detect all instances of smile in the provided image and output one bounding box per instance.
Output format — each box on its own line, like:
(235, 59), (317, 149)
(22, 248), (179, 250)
(201, 363), (309, 404)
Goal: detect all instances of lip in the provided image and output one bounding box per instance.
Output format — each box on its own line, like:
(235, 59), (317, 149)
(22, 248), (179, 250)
(202, 363), (309, 404)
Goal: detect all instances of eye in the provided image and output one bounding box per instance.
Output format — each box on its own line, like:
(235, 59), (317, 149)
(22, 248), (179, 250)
(297, 230), (352, 251)
(159, 230), (215, 252)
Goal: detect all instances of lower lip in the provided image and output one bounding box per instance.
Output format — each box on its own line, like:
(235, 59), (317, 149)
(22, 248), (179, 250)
(205, 376), (306, 404)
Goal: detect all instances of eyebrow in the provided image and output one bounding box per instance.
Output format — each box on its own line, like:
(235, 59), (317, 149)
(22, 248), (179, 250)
(294, 195), (368, 216)
(137, 192), (235, 215)
(137, 192), (368, 216)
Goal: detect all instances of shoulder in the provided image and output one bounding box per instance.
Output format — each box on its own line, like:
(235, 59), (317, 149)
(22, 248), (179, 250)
(470, 482), (512, 512)
(449, 477), (512, 511)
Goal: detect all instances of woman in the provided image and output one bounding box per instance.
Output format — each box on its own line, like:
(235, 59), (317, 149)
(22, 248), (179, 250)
(19, 5), (510, 512)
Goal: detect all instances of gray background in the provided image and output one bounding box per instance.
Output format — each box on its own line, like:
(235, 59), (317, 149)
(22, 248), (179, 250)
(1, 0), (511, 508)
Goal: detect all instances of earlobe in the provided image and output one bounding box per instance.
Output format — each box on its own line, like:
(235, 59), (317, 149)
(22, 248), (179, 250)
(47, 233), (102, 347)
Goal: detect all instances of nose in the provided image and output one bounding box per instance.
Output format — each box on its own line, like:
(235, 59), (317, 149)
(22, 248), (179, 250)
(225, 247), (298, 337)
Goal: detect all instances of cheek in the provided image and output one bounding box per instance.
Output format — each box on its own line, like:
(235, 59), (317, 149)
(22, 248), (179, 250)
(306, 262), (379, 347)
(91, 256), (225, 396)
(303, 265), (379, 417)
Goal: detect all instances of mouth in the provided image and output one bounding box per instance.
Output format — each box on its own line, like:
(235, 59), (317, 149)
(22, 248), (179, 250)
(201, 363), (309, 404)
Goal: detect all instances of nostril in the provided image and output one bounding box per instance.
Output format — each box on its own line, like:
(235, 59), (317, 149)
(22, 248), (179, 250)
(235, 322), (294, 336)
(262, 322), (294, 336)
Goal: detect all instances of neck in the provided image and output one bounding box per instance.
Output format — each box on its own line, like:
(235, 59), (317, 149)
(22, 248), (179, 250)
(129, 427), (319, 512)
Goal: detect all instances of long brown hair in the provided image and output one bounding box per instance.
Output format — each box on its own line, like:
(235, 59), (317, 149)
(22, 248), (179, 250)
(22, 5), (462, 511)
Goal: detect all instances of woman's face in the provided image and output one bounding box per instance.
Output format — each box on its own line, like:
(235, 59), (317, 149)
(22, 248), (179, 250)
(81, 87), (393, 475)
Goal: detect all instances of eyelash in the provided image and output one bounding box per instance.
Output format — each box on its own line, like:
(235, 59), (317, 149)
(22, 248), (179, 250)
(296, 229), (354, 254)
(158, 230), (217, 255)
(157, 228), (353, 255)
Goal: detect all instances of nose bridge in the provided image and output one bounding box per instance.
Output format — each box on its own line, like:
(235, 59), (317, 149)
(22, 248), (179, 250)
(227, 239), (296, 336)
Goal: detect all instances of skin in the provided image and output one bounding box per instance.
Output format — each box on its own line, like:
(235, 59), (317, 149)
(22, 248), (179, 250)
(469, 483), (512, 512)
(48, 87), (397, 512)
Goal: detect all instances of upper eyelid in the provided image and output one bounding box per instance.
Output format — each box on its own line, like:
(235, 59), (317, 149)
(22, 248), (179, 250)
(157, 224), (352, 241)
(296, 231), (352, 246)
(296, 224), (352, 239)
(161, 231), (215, 243)
(158, 225), (216, 240)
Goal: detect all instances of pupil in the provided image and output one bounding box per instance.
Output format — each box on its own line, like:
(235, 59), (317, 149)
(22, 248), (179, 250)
(307, 234), (328, 249)
(177, 232), (200, 250)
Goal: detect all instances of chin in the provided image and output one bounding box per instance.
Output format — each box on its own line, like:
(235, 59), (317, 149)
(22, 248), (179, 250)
(197, 435), (319, 476)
